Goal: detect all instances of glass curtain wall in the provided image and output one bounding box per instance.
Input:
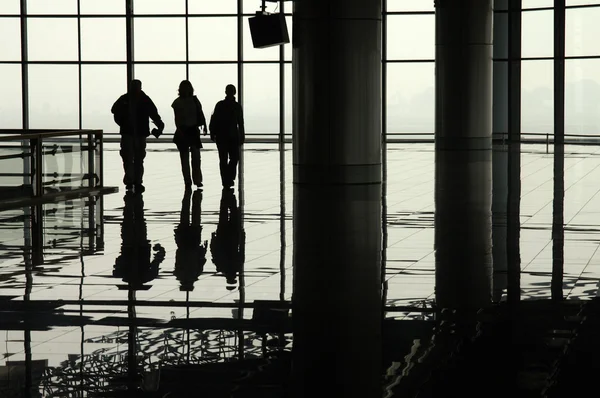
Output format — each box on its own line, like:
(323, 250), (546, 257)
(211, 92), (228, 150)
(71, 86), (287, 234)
(3, 1), (600, 142)
(1, 0), (290, 139)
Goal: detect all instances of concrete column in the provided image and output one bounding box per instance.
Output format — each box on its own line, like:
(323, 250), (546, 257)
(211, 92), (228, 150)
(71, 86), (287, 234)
(292, 0), (382, 395)
(492, 0), (509, 301)
(292, 0), (381, 185)
(434, 0), (493, 309)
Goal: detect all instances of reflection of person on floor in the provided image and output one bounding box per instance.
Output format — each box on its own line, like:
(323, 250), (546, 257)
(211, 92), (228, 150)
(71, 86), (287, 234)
(210, 189), (245, 290)
(111, 79), (164, 193)
(174, 189), (207, 291)
(113, 193), (165, 289)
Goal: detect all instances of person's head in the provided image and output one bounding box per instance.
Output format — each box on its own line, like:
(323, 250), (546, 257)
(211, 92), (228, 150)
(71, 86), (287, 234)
(178, 80), (194, 97)
(225, 84), (236, 97)
(129, 79), (142, 95)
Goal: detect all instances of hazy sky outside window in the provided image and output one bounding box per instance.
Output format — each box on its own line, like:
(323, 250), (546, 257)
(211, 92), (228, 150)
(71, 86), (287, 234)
(1, 1), (600, 136)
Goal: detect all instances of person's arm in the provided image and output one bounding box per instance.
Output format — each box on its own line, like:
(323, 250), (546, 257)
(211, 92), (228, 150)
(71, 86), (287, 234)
(237, 103), (245, 145)
(209, 102), (220, 141)
(148, 97), (165, 131)
(195, 97), (208, 134)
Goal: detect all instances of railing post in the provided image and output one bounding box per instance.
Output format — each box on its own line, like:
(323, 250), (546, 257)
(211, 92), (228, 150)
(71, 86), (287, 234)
(31, 137), (43, 197)
(546, 133), (549, 154)
(87, 132), (94, 188)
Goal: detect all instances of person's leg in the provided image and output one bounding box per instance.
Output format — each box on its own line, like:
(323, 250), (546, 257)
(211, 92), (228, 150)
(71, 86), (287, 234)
(178, 144), (192, 187)
(228, 143), (240, 186)
(119, 135), (134, 188)
(190, 146), (202, 186)
(133, 137), (147, 189)
(217, 143), (229, 187)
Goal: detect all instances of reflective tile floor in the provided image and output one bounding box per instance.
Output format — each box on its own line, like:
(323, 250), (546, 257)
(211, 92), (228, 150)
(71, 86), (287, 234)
(1, 142), (600, 396)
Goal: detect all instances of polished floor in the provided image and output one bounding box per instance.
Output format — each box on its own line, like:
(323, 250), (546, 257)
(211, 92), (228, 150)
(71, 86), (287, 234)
(1, 142), (600, 395)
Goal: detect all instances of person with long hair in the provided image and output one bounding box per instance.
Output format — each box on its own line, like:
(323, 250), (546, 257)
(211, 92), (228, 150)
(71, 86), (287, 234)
(172, 80), (207, 189)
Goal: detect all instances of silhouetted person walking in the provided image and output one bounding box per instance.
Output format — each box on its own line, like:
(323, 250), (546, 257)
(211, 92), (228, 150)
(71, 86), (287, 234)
(210, 189), (245, 290)
(174, 189), (207, 291)
(113, 193), (165, 290)
(172, 80), (208, 189)
(111, 79), (164, 193)
(209, 84), (245, 189)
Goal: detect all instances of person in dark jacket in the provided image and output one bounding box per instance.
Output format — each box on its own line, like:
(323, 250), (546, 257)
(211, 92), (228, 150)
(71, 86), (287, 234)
(209, 84), (245, 189)
(172, 80), (207, 189)
(111, 79), (164, 193)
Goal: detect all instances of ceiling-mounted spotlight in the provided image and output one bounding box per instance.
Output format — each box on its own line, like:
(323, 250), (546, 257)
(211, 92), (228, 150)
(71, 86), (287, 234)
(248, 0), (291, 49)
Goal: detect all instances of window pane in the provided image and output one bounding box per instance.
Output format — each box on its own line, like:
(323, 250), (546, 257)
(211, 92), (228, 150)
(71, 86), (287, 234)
(134, 18), (186, 61)
(82, 65), (127, 135)
(387, 62), (434, 135)
(0, 18), (21, 61)
(387, 0), (434, 12)
(522, 10), (554, 58)
(521, 60), (553, 134)
(188, 17), (237, 61)
(566, 7), (600, 57)
(133, 0), (185, 14)
(567, 1), (600, 5)
(28, 65), (79, 129)
(134, 64), (187, 134)
(189, 64), (238, 124)
(0, 65), (22, 129)
(0, 0), (19, 14)
(243, 16), (280, 61)
(189, 0), (237, 14)
(566, 59), (600, 135)
(27, 0), (76, 14)
(387, 15), (434, 60)
(243, 64), (280, 134)
(28, 18), (78, 61)
(81, 18), (126, 61)
(522, 0), (553, 8)
(80, 0), (125, 15)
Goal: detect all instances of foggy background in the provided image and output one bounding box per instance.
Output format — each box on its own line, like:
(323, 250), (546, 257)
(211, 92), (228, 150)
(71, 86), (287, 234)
(1, 0), (600, 136)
